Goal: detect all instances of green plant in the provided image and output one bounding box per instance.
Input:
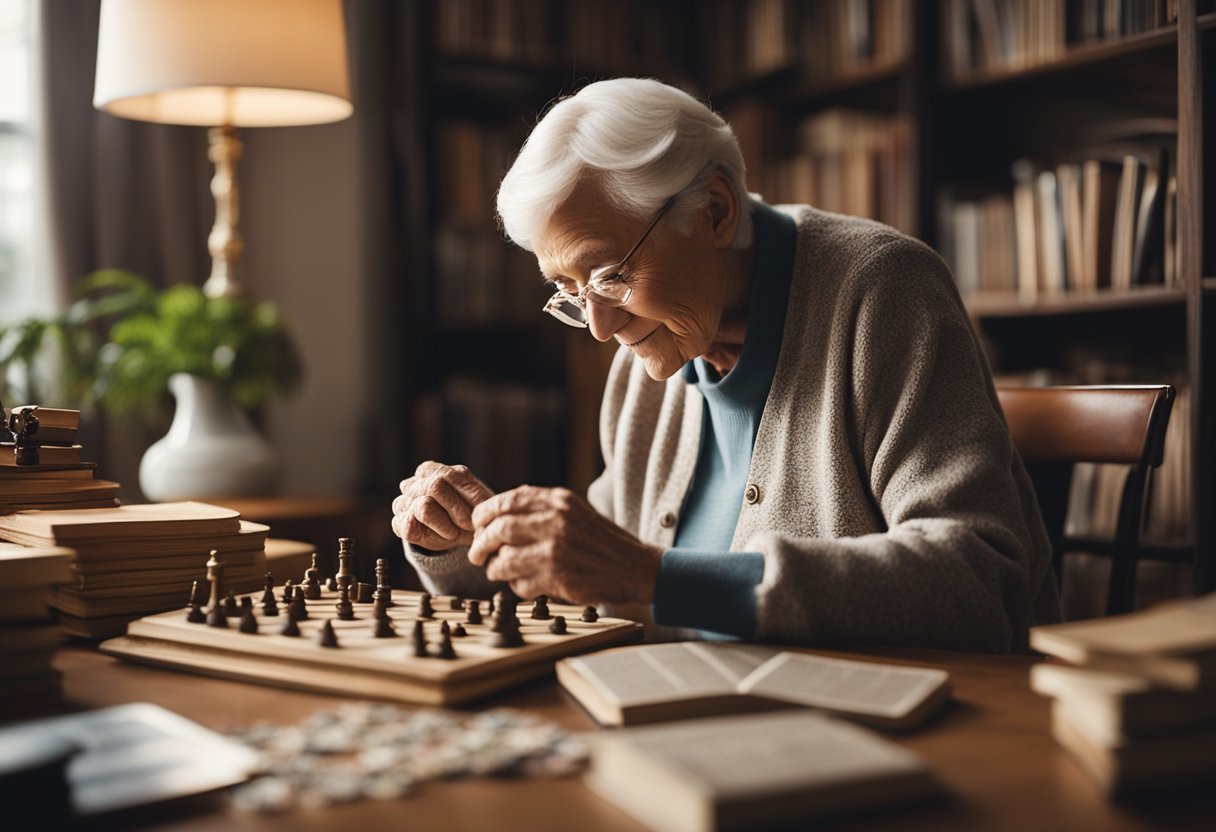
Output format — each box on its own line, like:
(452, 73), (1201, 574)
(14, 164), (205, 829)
(0, 270), (302, 414)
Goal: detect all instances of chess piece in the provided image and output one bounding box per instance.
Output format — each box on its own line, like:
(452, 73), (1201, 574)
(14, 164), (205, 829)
(186, 602), (206, 624)
(440, 620), (451, 637)
(466, 600), (483, 625)
(411, 620), (427, 658)
(318, 619), (339, 648)
(239, 607), (259, 634)
(581, 605), (599, 623)
(4, 404), (40, 465)
(326, 575), (338, 592)
(418, 593), (434, 619)
(205, 550), (223, 611)
(452, 622), (467, 638)
(449, 597), (464, 611)
(374, 558), (394, 608)
(373, 616), (396, 638)
(487, 596), (495, 617)
(303, 553), (322, 600)
(206, 602), (228, 629)
(437, 630), (457, 660)
(373, 595), (388, 621)
(240, 596), (253, 612)
(281, 578), (295, 606)
(261, 594), (279, 617)
(490, 591), (517, 633)
(356, 582), (374, 604)
(223, 592), (239, 617)
(335, 537), (355, 598)
(530, 595), (551, 620)
(490, 616), (525, 648)
(280, 612), (301, 637)
(336, 585), (355, 621)
(260, 572), (275, 605)
(549, 615), (567, 635)
(290, 586), (309, 621)
(189, 579), (205, 607)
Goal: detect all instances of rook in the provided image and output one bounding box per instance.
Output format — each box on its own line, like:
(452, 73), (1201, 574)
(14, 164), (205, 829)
(356, 582), (374, 604)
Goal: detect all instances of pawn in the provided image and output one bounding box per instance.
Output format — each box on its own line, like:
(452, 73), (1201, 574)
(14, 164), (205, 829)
(223, 591), (239, 617)
(186, 602), (206, 624)
(325, 575), (338, 592)
(466, 600), (483, 625)
(373, 616), (396, 639)
(318, 619), (339, 648)
(418, 593), (434, 619)
(549, 615), (567, 635)
(437, 630), (457, 660)
(260, 572), (275, 605)
(239, 606), (259, 634)
(279, 612), (301, 637)
(335, 586), (355, 621)
(411, 620), (427, 658)
(206, 603), (228, 629)
(530, 595), (551, 620)
(290, 587), (309, 621)
(356, 582), (374, 604)
(261, 594), (279, 617)
(581, 605), (599, 623)
(452, 622), (468, 638)
(281, 578), (295, 606)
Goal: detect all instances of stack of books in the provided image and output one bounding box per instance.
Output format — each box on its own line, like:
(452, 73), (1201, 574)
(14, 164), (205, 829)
(1, 406), (120, 513)
(0, 502), (268, 639)
(1029, 594), (1216, 796)
(0, 542), (74, 715)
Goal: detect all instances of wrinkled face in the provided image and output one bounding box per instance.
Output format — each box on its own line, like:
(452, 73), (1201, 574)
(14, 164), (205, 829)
(534, 178), (737, 381)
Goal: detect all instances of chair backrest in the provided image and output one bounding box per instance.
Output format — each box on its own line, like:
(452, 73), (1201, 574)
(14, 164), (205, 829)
(997, 385), (1176, 616)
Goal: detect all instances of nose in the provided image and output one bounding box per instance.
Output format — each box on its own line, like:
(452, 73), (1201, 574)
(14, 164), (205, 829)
(585, 297), (631, 342)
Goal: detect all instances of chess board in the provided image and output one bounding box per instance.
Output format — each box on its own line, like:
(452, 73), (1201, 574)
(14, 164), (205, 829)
(100, 589), (643, 706)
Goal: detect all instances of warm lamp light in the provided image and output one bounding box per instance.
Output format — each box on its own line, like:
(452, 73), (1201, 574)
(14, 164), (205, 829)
(93, 0), (352, 298)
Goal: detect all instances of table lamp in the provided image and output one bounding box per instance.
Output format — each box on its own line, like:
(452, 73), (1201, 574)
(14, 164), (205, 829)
(92, 0), (352, 298)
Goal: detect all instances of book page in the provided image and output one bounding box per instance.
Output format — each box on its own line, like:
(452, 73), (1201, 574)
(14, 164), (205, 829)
(564, 643), (779, 706)
(737, 653), (949, 719)
(598, 710), (930, 799)
(1031, 592), (1216, 657)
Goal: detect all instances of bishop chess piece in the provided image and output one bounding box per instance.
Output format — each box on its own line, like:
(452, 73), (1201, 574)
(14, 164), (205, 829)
(318, 619), (339, 648)
(549, 615), (567, 635)
(418, 593), (434, 619)
(335, 586), (355, 621)
(581, 605), (599, 623)
(335, 537), (355, 598)
(530, 595), (551, 620)
(411, 620), (427, 658)
(466, 600), (483, 625)
(303, 553), (322, 600)
(239, 607), (259, 634)
(280, 611), (301, 637)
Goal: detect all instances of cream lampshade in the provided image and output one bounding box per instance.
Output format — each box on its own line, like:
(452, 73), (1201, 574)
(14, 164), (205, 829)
(93, 0), (353, 297)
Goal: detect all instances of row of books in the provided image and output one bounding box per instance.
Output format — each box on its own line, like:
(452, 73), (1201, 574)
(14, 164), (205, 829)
(707, 0), (912, 86)
(0, 502), (269, 639)
(1030, 593), (1216, 795)
(733, 107), (915, 234)
(434, 227), (549, 326)
(944, 0), (1181, 79)
(0, 543), (72, 717)
(435, 121), (520, 231)
(433, 0), (682, 71)
(412, 378), (565, 493)
(941, 148), (1175, 297)
(1, 406), (120, 513)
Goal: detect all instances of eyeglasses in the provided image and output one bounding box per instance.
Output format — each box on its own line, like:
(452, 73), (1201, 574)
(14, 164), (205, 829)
(542, 197), (674, 328)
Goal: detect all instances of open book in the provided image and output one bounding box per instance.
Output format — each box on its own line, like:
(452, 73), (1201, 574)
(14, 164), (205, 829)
(557, 642), (951, 729)
(587, 710), (941, 832)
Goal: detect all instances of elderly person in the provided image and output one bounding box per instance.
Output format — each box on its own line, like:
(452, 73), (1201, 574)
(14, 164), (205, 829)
(392, 78), (1060, 652)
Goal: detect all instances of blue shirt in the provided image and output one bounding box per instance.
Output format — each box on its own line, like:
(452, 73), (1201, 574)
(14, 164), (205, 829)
(652, 203), (797, 638)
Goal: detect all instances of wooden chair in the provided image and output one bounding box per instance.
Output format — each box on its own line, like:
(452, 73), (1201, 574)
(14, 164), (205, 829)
(996, 385), (1176, 616)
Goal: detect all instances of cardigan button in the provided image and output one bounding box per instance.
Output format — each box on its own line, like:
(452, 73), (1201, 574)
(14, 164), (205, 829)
(659, 511), (677, 529)
(743, 483), (761, 505)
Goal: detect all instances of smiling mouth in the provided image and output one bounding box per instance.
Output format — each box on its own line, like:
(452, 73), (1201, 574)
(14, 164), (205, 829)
(624, 328), (660, 348)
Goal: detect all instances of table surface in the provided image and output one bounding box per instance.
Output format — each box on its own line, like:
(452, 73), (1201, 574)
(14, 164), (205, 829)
(49, 643), (1214, 832)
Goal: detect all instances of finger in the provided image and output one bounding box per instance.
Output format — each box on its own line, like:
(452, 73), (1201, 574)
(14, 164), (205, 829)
(472, 485), (556, 529)
(391, 511), (405, 540)
(404, 513), (463, 551)
(421, 476), (478, 531)
(468, 512), (555, 566)
(446, 464), (494, 505)
(484, 543), (547, 583)
(412, 496), (461, 542)
(392, 493), (409, 515)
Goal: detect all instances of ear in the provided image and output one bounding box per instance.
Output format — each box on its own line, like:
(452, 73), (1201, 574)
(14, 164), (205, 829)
(704, 171), (741, 249)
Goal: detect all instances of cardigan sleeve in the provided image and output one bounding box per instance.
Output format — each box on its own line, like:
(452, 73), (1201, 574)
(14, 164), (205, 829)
(750, 240), (1057, 652)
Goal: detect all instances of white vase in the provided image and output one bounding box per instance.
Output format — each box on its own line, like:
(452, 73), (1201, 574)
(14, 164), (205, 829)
(139, 373), (280, 501)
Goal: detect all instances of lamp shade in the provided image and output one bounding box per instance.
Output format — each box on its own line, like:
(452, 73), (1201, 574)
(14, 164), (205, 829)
(93, 0), (352, 127)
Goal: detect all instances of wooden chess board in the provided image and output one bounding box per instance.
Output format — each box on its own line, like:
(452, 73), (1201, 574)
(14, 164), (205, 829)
(100, 589), (643, 706)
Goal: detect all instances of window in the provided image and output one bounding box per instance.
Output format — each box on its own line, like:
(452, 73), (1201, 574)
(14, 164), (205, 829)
(0, 0), (46, 322)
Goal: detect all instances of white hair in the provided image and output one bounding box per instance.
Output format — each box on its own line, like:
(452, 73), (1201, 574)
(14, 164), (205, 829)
(496, 78), (756, 253)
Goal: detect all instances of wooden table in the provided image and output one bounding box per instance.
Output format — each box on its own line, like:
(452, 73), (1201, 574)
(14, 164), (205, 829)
(50, 644), (1213, 831)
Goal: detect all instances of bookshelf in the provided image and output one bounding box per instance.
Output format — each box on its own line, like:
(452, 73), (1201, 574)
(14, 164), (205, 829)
(379, 0), (1213, 602)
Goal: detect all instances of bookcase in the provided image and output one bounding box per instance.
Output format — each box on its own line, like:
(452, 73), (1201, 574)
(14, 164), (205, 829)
(380, 0), (1213, 605)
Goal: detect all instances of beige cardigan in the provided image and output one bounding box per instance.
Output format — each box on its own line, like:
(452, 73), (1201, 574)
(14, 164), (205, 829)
(407, 205), (1061, 652)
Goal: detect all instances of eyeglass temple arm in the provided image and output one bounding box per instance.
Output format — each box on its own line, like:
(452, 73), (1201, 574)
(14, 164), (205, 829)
(608, 197), (675, 275)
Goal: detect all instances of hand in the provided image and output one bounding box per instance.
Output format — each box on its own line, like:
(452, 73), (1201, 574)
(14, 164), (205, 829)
(392, 461), (494, 550)
(468, 485), (663, 604)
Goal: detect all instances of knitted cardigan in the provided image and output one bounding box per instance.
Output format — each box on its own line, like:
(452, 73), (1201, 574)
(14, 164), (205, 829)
(406, 205), (1062, 652)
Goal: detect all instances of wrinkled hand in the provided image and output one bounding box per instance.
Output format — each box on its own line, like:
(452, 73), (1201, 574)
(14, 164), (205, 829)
(468, 485), (662, 604)
(392, 461), (495, 550)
